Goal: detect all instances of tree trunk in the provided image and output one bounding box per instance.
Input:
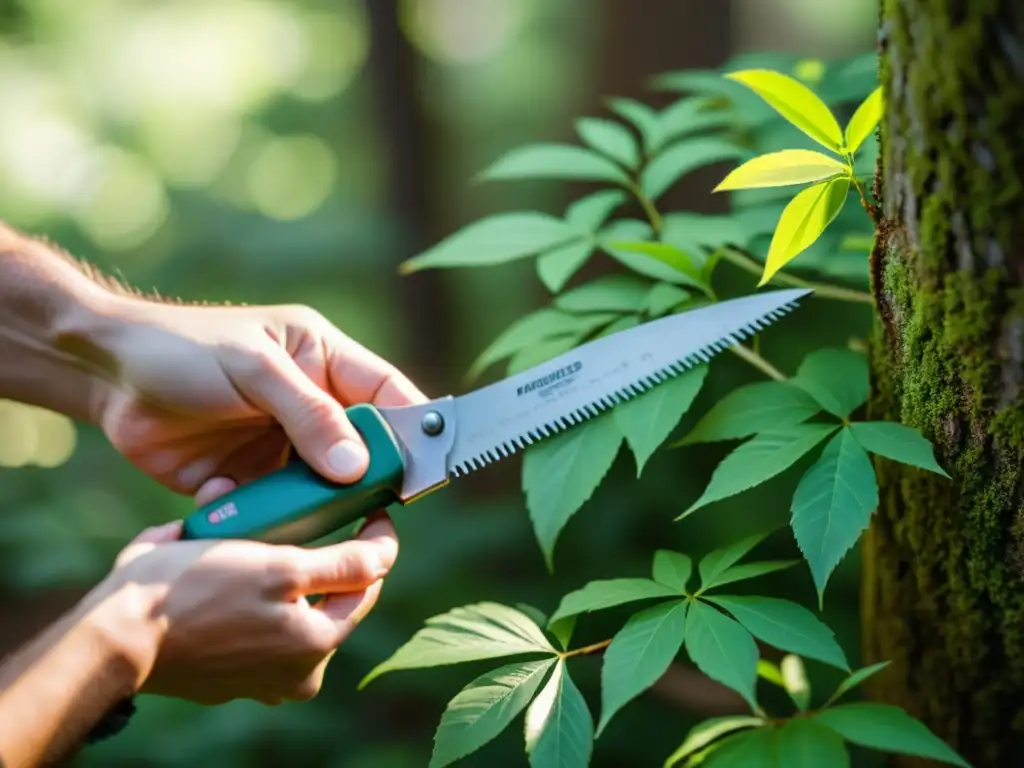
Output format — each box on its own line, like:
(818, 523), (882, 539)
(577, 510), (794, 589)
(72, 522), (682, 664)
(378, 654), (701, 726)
(862, 1), (1024, 766)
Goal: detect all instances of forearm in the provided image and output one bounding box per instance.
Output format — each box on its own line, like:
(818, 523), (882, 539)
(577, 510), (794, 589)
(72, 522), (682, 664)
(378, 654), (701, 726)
(0, 582), (160, 767)
(0, 223), (123, 423)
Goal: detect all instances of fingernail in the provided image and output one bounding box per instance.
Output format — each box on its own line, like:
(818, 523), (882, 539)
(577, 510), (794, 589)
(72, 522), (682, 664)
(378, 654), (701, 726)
(327, 440), (368, 480)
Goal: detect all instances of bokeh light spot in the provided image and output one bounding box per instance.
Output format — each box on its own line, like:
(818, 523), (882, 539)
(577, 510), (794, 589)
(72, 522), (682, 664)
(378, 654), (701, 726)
(402, 0), (524, 65)
(246, 134), (337, 220)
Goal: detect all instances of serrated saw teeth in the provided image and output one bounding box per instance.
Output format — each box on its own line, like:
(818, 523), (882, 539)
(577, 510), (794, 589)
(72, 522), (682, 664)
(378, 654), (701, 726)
(446, 293), (806, 479)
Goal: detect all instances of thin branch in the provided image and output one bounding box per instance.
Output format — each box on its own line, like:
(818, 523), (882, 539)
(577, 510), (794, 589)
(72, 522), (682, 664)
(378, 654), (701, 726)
(629, 182), (663, 235)
(721, 247), (873, 304)
(729, 344), (787, 381)
(563, 638), (612, 658)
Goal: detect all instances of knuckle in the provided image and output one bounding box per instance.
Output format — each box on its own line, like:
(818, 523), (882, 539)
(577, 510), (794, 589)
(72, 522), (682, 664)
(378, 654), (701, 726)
(298, 396), (339, 427)
(264, 556), (305, 595)
(280, 304), (325, 329)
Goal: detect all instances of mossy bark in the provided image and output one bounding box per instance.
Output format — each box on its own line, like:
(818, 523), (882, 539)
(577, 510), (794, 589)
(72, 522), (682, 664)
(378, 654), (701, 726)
(862, 1), (1024, 766)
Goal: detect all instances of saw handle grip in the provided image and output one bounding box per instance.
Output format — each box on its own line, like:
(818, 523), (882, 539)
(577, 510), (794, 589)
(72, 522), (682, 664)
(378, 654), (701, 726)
(181, 404), (406, 545)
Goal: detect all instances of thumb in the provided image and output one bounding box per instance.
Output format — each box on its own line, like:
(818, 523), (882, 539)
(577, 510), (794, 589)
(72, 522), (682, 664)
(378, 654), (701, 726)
(232, 344), (369, 484)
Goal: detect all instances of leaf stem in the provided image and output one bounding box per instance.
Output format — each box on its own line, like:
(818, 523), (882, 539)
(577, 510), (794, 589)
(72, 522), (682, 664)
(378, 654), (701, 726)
(629, 182), (663, 235)
(562, 638), (612, 658)
(728, 344), (787, 382)
(721, 247), (873, 304)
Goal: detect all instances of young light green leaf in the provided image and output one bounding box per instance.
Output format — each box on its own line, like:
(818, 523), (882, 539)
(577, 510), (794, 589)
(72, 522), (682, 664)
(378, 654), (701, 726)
(844, 86), (883, 154)
(663, 715), (765, 768)
(790, 428), (878, 602)
(704, 560), (800, 591)
(430, 658), (557, 768)
(479, 143), (630, 184)
(554, 274), (651, 314)
(644, 283), (692, 317)
(792, 348), (869, 419)
(523, 415), (623, 570)
(714, 150), (849, 192)
(641, 137), (747, 201)
(814, 704), (970, 767)
(524, 660), (594, 768)
(675, 381), (822, 445)
(776, 718), (850, 768)
(615, 365), (709, 474)
(606, 241), (706, 288)
(606, 97), (660, 150)
(725, 69), (844, 153)
(548, 578), (681, 625)
(468, 309), (617, 381)
(598, 599), (689, 734)
(757, 659), (785, 687)
(508, 335), (584, 376)
(760, 176), (850, 285)
(537, 241), (595, 294)
(566, 189), (627, 232)
(360, 603), (556, 688)
(704, 596), (849, 671)
(848, 421), (949, 477)
(678, 424), (838, 519)
(576, 117), (640, 168)
(400, 213), (581, 274)
(684, 600), (759, 709)
(652, 550), (693, 592)
(697, 530), (774, 591)
(823, 661), (891, 707)
(781, 654), (811, 712)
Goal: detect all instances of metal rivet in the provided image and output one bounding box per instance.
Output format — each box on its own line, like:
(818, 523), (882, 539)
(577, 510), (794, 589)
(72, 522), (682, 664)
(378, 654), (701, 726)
(421, 411), (445, 436)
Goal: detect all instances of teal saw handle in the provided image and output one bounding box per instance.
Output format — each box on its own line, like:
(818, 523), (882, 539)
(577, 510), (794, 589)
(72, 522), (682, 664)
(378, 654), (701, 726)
(181, 404), (406, 545)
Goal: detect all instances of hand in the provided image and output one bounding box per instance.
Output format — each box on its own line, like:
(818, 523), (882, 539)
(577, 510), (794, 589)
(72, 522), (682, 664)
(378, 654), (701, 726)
(93, 299), (428, 499)
(93, 511), (399, 705)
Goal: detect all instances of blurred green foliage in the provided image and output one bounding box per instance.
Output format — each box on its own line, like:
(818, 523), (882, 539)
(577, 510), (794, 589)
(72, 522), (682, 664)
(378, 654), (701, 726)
(0, 0), (883, 766)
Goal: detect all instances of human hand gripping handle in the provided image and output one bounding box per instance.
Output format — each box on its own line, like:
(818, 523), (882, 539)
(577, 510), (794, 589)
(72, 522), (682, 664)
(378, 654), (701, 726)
(181, 404), (407, 545)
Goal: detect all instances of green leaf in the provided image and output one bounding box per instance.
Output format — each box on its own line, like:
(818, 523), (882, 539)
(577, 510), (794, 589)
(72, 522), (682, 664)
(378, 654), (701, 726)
(792, 348), (869, 419)
(652, 550), (693, 592)
(676, 381), (822, 445)
(704, 596), (849, 671)
(641, 137), (747, 201)
(606, 97), (660, 150)
(698, 726), (779, 767)
(814, 704), (970, 767)
(644, 283), (693, 317)
(823, 661), (891, 707)
(725, 69), (844, 153)
(597, 315), (641, 337)
(523, 415), (623, 570)
(684, 600), (759, 709)
(576, 117), (639, 168)
(776, 718), (850, 768)
(554, 274), (650, 314)
(757, 659), (785, 688)
(615, 365), (708, 474)
(469, 310), (617, 380)
(565, 189), (627, 232)
(599, 223), (710, 289)
(479, 143), (630, 184)
(679, 423), (838, 519)
(663, 716), (765, 768)
(515, 604), (549, 630)
(548, 578), (681, 625)
(651, 97), (733, 154)
(537, 242), (595, 294)
(550, 616), (577, 652)
(599, 600), (689, 733)
(360, 603), (556, 687)
(714, 150), (849, 191)
(430, 658), (557, 768)
(524, 660), (594, 768)
(844, 86), (883, 154)
(760, 176), (849, 285)
(697, 530), (774, 591)
(849, 421), (949, 477)
(508, 335), (584, 376)
(400, 213), (580, 274)
(790, 428), (878, 602)
(781, 654), (811, 712)
(703, 560), (800, 591)
(607, 240), (707, 289)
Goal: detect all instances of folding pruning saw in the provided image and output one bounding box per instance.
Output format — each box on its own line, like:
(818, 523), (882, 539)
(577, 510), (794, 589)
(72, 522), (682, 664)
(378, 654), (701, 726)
(181, 288), (811, 545)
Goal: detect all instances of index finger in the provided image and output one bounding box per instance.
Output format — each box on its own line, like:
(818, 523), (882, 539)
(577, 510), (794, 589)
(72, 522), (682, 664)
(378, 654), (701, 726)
(325, 329), (428, 408)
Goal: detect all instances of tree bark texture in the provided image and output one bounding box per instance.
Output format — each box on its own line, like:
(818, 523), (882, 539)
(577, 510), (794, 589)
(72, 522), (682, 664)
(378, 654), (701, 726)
(863, 1), (1024, 766)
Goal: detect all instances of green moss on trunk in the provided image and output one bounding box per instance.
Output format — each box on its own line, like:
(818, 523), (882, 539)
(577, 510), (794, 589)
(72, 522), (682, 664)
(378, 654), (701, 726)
(863, 1), (1024, 766)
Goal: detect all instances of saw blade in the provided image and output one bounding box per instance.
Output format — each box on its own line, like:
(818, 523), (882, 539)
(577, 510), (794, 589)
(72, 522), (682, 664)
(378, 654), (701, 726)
(447, 288), (811, 477)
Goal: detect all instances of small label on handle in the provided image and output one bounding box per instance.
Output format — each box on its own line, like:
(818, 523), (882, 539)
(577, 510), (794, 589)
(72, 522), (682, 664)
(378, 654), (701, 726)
(206, 501), (239, 525)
